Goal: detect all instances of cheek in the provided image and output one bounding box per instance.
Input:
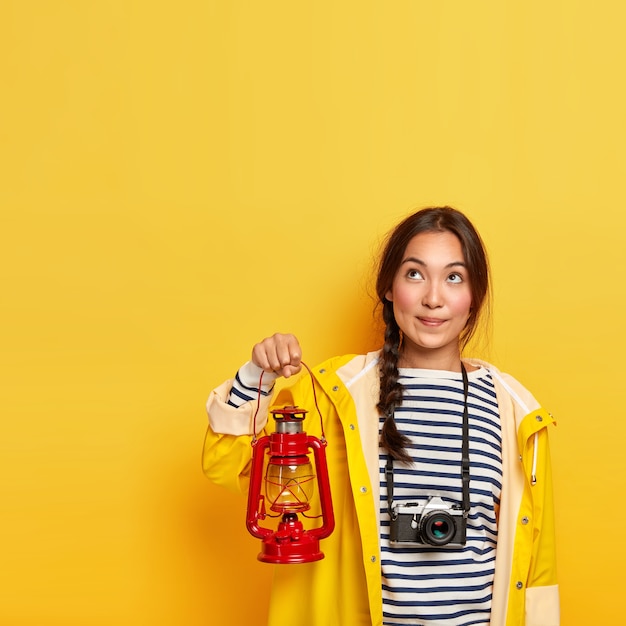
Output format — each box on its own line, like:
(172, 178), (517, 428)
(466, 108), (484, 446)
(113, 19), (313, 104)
(451, 291), (473, 318)
(390, 284), (417, 310)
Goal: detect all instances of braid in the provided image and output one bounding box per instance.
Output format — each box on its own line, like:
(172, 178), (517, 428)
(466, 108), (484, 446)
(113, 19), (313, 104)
(377, 301), (413, 464)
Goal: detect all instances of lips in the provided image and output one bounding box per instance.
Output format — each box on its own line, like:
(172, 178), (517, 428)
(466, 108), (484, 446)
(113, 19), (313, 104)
(418, 317), (447, 327)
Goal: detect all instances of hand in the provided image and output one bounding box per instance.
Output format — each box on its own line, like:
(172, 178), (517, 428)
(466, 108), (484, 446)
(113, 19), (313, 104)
(251, 333), (303, 378)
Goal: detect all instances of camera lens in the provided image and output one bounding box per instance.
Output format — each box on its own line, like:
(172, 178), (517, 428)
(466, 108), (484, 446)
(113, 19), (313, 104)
(420, 510), (456, 546)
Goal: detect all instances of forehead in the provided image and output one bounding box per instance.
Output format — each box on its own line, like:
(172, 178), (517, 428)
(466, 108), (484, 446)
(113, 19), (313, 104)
(402, 231), (465, 262)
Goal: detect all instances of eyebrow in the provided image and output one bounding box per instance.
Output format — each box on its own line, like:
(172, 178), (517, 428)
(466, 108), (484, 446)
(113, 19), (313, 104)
(401, 256), (467, 269)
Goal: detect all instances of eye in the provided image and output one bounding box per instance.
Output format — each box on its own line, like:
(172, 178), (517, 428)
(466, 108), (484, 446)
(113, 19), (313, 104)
(407, 268), (423, 280)
(447, 272), (464, 284)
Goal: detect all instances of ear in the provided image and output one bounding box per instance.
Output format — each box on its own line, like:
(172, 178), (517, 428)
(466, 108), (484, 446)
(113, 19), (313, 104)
(385, 289), (393, 302)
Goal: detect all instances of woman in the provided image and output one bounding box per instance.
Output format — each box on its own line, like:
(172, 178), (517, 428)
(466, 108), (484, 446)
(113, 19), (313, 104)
(203, 207), (559, 626)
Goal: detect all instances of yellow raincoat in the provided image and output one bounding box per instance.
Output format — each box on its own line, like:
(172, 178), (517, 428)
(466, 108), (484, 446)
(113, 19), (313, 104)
(203, 352), (559, 626)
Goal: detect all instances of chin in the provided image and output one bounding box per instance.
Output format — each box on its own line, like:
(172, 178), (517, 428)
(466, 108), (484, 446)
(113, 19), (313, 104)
(405, 336), (459, 356)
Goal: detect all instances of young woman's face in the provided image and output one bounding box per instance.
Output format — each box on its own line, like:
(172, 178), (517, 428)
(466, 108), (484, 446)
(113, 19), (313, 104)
(385, 230), (472, 370)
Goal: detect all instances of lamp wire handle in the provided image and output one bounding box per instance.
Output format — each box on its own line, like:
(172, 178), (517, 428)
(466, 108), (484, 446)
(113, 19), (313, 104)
(251, 361), (326, 443)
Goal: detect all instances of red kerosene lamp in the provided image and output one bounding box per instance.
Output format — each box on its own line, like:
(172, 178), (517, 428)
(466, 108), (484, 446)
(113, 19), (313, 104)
(246, 398), (335, 564)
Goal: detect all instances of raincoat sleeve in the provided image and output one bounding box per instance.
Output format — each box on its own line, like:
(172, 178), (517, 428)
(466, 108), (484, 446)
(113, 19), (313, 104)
(202, 374), (307, 494)
(201, 376), (273, 494)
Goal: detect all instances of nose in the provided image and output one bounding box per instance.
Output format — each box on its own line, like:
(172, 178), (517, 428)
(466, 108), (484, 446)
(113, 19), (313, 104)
(422, 281), (443, 308)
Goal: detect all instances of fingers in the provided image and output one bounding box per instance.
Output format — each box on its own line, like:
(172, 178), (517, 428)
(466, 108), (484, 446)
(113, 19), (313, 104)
(251, 333), (303, 378)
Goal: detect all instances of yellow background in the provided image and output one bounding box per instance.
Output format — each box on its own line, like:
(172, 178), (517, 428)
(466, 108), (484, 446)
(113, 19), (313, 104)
(1, 2), (624, 624)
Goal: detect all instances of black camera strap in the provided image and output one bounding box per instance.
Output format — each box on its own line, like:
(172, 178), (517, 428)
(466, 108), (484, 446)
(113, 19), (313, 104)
(460, 363), (470, 515)
(386, 363), (471, 518)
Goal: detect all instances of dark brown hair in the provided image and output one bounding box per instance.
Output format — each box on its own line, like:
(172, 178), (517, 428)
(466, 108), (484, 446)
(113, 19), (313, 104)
(376, 206), (491, 463)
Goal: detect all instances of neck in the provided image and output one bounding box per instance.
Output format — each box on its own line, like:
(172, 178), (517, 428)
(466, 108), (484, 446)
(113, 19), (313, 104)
(398, 345), (463, 372)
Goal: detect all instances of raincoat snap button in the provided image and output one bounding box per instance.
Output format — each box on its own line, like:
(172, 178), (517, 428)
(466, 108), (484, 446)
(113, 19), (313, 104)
(521, 516), (529, 525)
(516, 581), (523, 590)
(319, 368), (326, 374)
(349, 424), (355, 430)
(536, 415), (543, 422)
(332, 385), (339, 392)
(371, 556), (377, 563)
(360, 486), (368, 494)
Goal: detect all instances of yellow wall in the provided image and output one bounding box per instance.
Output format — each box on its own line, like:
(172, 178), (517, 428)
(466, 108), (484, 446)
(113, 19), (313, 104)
(2, 2), (624, 624)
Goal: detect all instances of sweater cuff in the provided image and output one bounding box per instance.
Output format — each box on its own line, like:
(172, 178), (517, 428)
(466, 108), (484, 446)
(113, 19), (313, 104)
(238, 361), (278, 392)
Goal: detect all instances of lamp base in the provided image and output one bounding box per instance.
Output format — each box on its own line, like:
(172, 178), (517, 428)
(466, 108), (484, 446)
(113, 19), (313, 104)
(257, 513), (325, 564)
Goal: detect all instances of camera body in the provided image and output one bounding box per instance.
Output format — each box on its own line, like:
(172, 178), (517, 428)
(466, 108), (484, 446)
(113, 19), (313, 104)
(389, 496), (467, 547)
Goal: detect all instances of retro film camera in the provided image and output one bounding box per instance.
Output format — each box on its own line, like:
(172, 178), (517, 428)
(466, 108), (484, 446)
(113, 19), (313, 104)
(389, 496), (467, 547)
